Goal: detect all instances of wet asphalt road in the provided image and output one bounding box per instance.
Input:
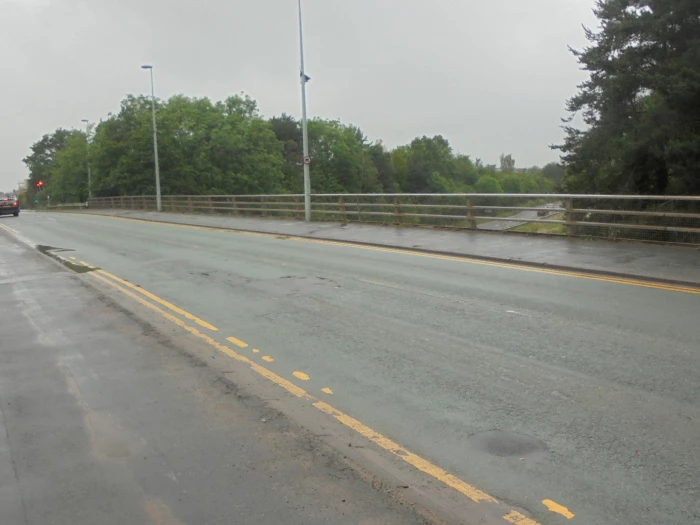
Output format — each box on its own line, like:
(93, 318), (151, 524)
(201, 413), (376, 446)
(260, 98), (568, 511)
(3, 211), (700, 525)
(0, 227), (429, 525)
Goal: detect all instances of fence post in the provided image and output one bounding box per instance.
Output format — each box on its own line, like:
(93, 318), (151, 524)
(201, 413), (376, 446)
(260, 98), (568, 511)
(467, 198), (477, 229)
(232, 196), (238, 216)
(565, 198), (574, 236)
(187, 195), (193, 213)
(339, 196), (346, 222)
(207, 195), (214, 214)
(394, 196), (401, 226)
(261, 196), (267, 217)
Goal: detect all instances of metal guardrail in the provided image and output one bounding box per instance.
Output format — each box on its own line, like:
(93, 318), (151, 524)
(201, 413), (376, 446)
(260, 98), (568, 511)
(45, 203), (89, 210)
(83, 193), (700, 245)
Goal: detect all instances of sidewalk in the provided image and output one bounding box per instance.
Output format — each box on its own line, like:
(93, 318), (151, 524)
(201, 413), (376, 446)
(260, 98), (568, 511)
(70, 209), (700, 286)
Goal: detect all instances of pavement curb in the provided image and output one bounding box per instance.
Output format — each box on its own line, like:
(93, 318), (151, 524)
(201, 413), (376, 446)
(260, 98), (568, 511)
(62, 210), (700, 290)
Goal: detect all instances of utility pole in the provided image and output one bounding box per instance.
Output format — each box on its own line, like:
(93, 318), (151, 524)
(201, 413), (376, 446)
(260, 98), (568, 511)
(298, 0), (311, 222)
(81, 119), (92, 200)
(141, 65), (162, 212)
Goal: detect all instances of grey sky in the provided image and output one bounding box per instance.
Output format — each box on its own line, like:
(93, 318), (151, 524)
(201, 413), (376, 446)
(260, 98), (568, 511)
(0, 0), (597, 191)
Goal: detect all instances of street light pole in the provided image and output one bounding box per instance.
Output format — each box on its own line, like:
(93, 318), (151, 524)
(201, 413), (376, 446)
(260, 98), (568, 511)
(81, 119), (92, 200)
(142, 65), (162, 212)
(298, 0), (311, 222)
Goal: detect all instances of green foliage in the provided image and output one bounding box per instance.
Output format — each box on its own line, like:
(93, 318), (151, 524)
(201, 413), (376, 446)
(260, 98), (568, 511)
(499, 154), (515, 172)
(556, 0), (700, 195)
(475, 176), (503, 194)
(24, 93), (556, 199)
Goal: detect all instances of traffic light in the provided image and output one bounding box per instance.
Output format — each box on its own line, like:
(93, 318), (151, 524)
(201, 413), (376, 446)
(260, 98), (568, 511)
(36, 180), (45, 190)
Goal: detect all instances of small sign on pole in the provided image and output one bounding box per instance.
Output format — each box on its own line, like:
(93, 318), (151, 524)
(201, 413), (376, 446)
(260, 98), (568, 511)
(303, 155), (312, 165)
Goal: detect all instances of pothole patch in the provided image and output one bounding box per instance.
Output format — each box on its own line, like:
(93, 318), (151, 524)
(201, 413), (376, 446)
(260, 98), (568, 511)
(468, 430), (548, 462)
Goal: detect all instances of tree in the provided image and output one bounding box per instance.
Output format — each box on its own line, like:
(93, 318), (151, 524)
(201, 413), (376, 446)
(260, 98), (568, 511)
(556, 0), (700, 195)
(269, 113), (303, 193)
(475, 176), (503, 194)
(23, 129), (78, 191)
(541, 162), (566, 187)
(51, 133), (90, 202)
(501, 173), (522, 193)
(403, 136), (454, 193)
(499, 153), (515, 172)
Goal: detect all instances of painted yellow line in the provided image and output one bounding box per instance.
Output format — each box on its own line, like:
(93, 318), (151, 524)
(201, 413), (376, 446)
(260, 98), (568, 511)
(96, 269), (218, 331)
(252, 348), (260, 353)
(226, 336), (248, 348)
(88, 268), (540, 523)
(542, 499), (575, 519)
(90, 272), (309, 399)
(80, 261), (95, 268)
(262, 356), (274, 362)
(321, 387), (333, 395)
(313, 400), (497, 504)
(504, 511), (541, 524)
(293, 371), (310, 381)
(78, 213), (700, 295)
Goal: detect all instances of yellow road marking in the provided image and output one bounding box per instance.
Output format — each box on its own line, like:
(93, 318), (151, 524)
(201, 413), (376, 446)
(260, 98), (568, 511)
(76, 213), (700, 295)
(313, 400), (497, 504)
(262, 356), (274, 362)
(543, 499), (575, 519)
(226, 336), (248, 348)
(293, 371), (310, 381)
(504, 511), (541, 524)
(252, 348), (260, 353)
(90, 272), (309, 399)
(321, 387), (333, 395)
(96, 269), (218, 331)
(88, 268), (540, 523)
(69, 256), (77, 260)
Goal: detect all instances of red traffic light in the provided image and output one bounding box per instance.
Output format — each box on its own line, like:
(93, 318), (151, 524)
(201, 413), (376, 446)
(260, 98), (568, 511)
(36, 180), (44, 188)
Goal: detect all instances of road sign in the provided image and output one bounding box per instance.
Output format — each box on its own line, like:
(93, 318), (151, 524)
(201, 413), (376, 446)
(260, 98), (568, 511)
(303, 156), (312, 165)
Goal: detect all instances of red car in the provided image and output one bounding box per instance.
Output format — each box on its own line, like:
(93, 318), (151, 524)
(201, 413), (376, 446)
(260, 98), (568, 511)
(0, 197), (20, 217)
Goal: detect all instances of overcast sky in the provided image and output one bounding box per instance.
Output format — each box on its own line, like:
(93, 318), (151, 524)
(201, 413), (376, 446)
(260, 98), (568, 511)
(0, 0), (598, 191)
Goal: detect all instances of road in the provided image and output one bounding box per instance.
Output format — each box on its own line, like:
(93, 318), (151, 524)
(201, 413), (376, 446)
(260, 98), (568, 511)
(478, 203), (559, 231)
(2, 211), (700, 525)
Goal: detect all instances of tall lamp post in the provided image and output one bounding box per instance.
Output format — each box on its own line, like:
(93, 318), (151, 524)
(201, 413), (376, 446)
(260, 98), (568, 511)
(298, 0), (311, 222)
(141, 65), (162, 212)
(81, 119), (91, 200)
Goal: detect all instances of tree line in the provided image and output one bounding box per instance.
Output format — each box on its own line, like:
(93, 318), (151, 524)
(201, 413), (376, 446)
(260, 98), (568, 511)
(22, 94), (562, 204)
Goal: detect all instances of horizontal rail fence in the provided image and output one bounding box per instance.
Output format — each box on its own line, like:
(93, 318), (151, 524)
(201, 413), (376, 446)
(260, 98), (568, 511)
(87, 194), (700, 245)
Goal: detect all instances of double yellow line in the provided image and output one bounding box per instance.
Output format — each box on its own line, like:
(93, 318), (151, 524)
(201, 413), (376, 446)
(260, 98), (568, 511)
(85, 264), (555, 524)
